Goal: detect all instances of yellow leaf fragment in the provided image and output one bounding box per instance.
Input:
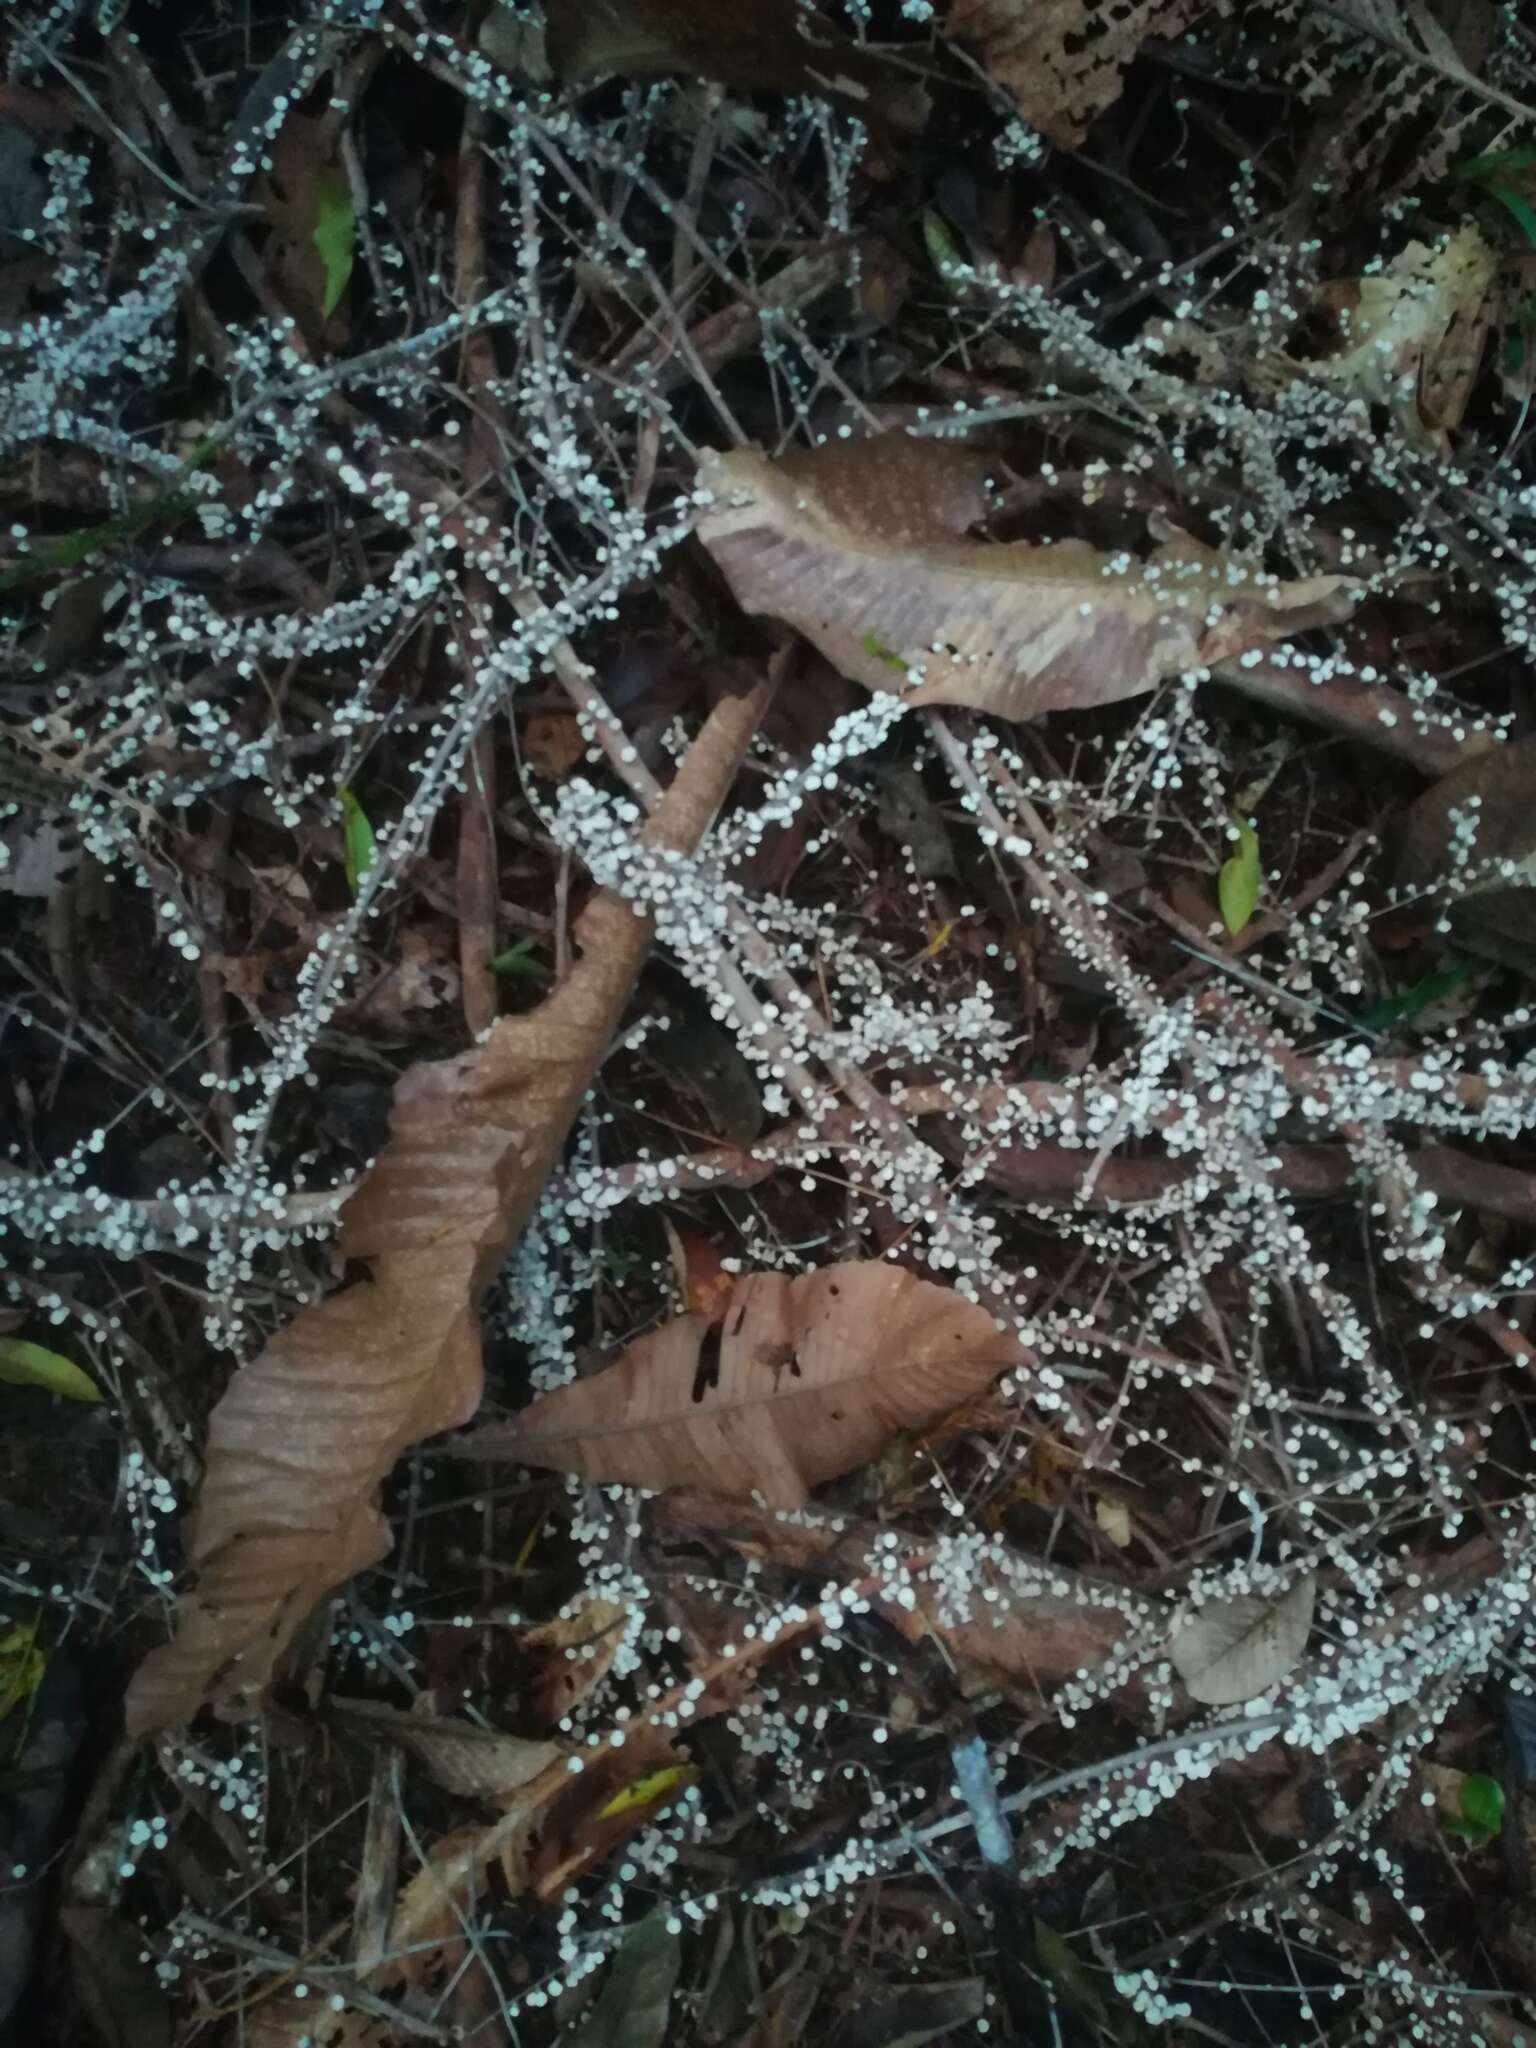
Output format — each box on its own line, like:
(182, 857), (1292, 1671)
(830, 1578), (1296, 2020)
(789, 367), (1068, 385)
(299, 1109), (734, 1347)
(598, 1763), (696, 1819)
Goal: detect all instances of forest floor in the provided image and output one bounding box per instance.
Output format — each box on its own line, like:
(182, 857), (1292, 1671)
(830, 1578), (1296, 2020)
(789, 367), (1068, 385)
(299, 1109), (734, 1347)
(6, 2), (1536, 2045)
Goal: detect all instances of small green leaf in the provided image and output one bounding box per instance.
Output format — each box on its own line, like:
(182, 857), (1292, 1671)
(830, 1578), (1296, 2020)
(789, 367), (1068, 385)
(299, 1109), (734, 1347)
(0, 1337), (100, 1401)
(1455, 146), (1536, 181)
(487, 936), (550, 983)
(1355, 962), (1470, 1032)
(922, 207), (969, 292)
(1033, 1919), (1109, 2027)
(862, 630), (908, 673)
(1460, 1772), (1505, 1835)
(338, 784), (375, 897)
(312, 169), (355, 317)
(1485, 178), (1536, 250)
(1218, 813), (1261, 935)
(0, 1615), (46, 1723)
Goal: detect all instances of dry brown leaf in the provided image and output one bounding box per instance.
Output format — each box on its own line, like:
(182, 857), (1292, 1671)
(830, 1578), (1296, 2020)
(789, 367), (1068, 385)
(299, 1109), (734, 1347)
(248, 1760), (572, 2048)
(1262, 224), (1497, 455)
(946, 0), (1222, 149)
(465, 1261), (1024, 1508)
(521, 1595), (629, 1726)
(696, 437), (1350, 725)
(124, 688), (768, 1736)
(521, 706), (587, 780)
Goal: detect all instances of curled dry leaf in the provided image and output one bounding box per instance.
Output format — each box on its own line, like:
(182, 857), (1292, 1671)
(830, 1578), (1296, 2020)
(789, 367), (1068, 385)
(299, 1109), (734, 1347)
(124, 689), (767, 1736)
(1261, 224), (1497, 455)
(1167, 1573), (1317, 1705)
(695, 437), (1351, 725)
(465, 1261), (1024, 1509)
(946, 0), (1223, 150)
(332, 1698), (564, 1803)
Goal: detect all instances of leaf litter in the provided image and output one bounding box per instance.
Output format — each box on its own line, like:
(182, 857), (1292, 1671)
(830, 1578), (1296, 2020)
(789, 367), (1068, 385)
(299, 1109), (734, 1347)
(8, 1), (1536, 2042)
(463, 1261), (1026, 1507)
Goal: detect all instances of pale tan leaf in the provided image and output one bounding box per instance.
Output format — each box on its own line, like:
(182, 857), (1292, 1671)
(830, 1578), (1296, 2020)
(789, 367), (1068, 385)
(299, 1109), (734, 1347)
(696, 438), (1350, 725)
(1262, 225), (1496, 454)
(124, 688), (769, 1736)
(466, 1262), (1024, 1508)
(946, 0), (1223, 149)
(1168, 1574), (1317, 1705)
(333, 1699), (565, 1802)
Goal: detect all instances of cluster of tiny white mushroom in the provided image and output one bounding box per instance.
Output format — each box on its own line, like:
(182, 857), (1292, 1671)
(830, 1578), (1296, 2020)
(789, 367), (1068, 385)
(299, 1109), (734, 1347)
(6, 6), (1536, 2037)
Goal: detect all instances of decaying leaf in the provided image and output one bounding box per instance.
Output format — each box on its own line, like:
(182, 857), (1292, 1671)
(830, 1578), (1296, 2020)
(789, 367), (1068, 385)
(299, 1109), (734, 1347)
(1263, 224), (1497, 454)
(546, 0), (926, 131)
(464, 1261), (1024, 1509)
(1218, 813), (1261, 935)
(663, 1217), (736, 1325)
(60, 1902), (174, 2048)
(1168, 1574), (1317, 1705)
(696, 437), (1350, 725)
(1396, 734), (1536, 971)
(946, 0), (1223, 149)
(124, 691), (766, 1736)
(332, 1699), (564, 1802)
(256, 112), (354, 344)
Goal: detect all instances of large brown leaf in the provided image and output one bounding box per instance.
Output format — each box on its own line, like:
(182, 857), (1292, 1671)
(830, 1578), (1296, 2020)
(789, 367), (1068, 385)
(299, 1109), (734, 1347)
(946, 0), (1221, 149)
(124, 690), (767, 1736)
(695, 437), (1350, 725)
(464, 1261), (1025, 1508)
(546, 0), (927, 131)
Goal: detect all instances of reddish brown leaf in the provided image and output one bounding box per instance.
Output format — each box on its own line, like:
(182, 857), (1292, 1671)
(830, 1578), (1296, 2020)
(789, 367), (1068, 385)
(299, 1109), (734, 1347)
(465, 1261), (1025, 1508)
(662, 1216), (736, 1325)
(696, 437), (1350, 725)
